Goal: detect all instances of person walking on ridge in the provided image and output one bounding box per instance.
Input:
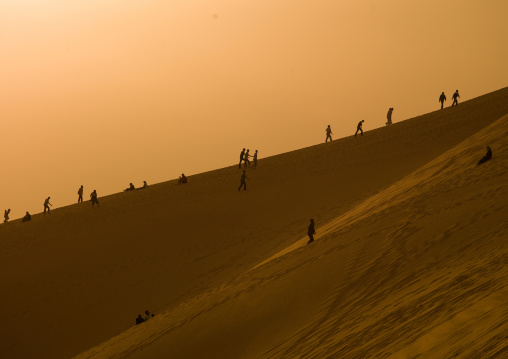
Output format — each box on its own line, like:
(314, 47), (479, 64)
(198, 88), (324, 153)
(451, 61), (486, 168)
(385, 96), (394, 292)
(253, 150), (258, 169)
(386, 108), (393, 125)
(238, 170), (249, 191)
(90, 190), (99, 207)
(78, 185), (84, 203)
(355, 120), (365, 137)
(325, 125), (333, 142)
(4, 209), (10, 223)
(452, 90), (460, 106)
(239, 148), (245, 169)
(244, 149), (251, 168)
(439, 92), (447, 109)
(44, 197), (52, 214)
(307, 219), (316, 244)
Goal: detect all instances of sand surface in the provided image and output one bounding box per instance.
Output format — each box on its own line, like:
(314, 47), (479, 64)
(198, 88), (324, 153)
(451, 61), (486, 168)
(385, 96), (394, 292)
(1, 88), (507, 359)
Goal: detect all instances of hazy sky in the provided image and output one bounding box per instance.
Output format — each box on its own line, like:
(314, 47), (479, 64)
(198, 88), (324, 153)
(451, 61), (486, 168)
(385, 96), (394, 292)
(1, 0), (507, 218)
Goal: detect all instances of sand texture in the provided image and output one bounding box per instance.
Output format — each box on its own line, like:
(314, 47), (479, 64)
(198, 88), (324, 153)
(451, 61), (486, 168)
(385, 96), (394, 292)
(1, 88), (507, 359)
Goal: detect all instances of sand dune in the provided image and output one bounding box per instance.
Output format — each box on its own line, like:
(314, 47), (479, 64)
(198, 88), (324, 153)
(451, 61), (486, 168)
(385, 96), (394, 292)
(0, 88), (507, 359)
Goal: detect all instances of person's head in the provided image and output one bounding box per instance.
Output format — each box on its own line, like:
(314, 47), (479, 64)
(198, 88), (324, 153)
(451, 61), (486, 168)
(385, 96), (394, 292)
(362, 120), (364, 123)
(328, 125), (330, 127)
(243, 170), (245, 173)
(26, 211), (29, 215)
(243, 148), (245, 150)
(48, 197), (50, 199)
(456, 89), (458, 92)
(487, 146), (491, 150)
(81, 185), (83, 188)
(145, 310), (150, 315)
(182, 173), (185, 176)
(255, 150), (258, 152)
(310, 218), (314, 223)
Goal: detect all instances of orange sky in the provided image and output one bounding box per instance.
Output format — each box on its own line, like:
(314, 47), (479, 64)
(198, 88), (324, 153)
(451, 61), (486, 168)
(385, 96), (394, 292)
(1, 0), (507, 218)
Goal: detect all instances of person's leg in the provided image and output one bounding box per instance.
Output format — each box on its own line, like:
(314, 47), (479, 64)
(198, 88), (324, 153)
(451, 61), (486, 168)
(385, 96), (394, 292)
(355, 129), (358, 137)
(238, 182), (242, 191)
(360, 128), (363, 136)
(243, 182), (247, 190)
(441, 102), (443, 109)
(307, 234), (314, 243)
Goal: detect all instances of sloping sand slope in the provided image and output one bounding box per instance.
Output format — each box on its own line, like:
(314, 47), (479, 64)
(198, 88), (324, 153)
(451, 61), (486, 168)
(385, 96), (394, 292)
(74, 114), (508, 359)
(0, 88), (507, 359)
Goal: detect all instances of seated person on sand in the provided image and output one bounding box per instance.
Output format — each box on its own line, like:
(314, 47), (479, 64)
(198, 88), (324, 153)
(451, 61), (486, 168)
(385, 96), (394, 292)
(177, 173), (187, 184)
(477, 146), (492, 165)
(22, 211), (32, 222)
(135, 314), (145, 325)
(136, 181), (148, 190)
(124, 183), (135, 191)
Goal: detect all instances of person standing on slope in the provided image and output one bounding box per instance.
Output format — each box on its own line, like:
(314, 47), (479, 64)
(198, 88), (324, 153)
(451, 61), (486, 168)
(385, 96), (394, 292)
(78, 185), (84, 203)
(252, 150), (258, 169)
(44, 197), (52, 214)
(307, 219), (316, 244)
(4, 209), (10, 223)
(239, 148), (245, 169)
(238, 170), (249, 191)
(244, 149), (251, 168)
(355, 120), (365, 137)
(452, 90), (460, 106)
(325, 125), (333, 142)
(90, 190), (99, 207)
(386, 108), (393, 125)
(439, 92), (447, 109)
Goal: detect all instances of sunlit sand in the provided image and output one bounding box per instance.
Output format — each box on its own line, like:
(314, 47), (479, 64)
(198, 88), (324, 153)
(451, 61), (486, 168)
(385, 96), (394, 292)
(0, 88), (507, 359)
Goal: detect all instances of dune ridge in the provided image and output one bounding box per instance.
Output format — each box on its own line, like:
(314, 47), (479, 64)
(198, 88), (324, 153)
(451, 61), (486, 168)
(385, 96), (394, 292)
(75, 113), (508, 359)
(0, 87), (507, 359)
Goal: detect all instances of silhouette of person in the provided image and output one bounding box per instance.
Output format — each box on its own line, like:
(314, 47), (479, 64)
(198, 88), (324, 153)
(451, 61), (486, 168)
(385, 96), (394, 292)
(135, 314), (145, 325)
(4, 209), (10, 223)
(325, 125), (333, 142)
(477, 146), (492, 166)
(125, 183), (135, 191)
(238, 170), (249, 191)
(253, 150), (258, 169)
(239, 148), (245, 169)
(386, 108), (393, 125)
(78, 185), (84, 203)
(355, 120), (365, 137)
(136, 181), (149, 190)
(143, 310), (154, 320)
(439, 92), (447, 109)
(452, 90), (460, 106)
(22, 211), (31, 222)
(44, 197), (52, 214)
(178, 173), (187, 184)
(244, 149), (251, 168)
(307, 219), (316, 244)
(90, 190), (99, 207)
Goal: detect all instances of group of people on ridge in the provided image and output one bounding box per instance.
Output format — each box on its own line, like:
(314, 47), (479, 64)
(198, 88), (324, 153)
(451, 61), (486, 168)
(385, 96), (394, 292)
(439, 90), (460, 109)
(239, 148), (258, 169)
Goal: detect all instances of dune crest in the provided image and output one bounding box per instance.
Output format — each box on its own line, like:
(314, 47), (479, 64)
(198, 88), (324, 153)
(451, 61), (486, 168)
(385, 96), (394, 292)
(1, 88), (507, 359)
